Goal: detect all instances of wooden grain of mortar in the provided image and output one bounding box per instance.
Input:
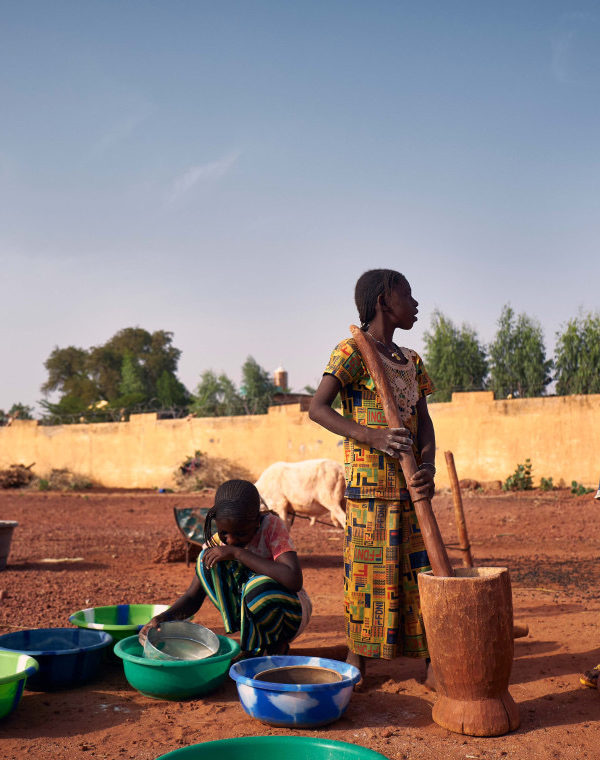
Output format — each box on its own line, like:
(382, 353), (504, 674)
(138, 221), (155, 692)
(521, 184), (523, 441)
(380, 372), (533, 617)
(350, 326), (520, 737)
(418, 567), (519, 736)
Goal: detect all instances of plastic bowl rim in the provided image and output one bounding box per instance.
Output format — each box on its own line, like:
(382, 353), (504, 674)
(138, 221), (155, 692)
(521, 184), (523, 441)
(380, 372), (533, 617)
(0, 653), (39, 685)
(229, 655), (361, 692)
(114, 633), (240, 667)
(68, 604), (170, 631)
(156, 735), (389, 760)
(0, 628), (113, 657)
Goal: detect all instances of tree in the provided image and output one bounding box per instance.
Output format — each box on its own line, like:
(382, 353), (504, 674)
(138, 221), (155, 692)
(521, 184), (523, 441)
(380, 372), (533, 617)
(42, 346), (99, 406)
(0, 403), (34, 425)
(488, 305), (553, 399)
(119, 354), (146, 398)
(190, 371), (243, 417)
(240, 356), (277, 414)
(8, 402), (34, 420)
(422, 310), (488, 402)
(554, 312), (600, 395)
(113, 353), (147, 410)
(40, 327), (189, 422)
(156, 370), (189, 409)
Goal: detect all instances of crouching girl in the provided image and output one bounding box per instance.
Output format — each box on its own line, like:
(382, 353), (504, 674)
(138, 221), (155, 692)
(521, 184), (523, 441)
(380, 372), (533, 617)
(140, 479), (312, 656)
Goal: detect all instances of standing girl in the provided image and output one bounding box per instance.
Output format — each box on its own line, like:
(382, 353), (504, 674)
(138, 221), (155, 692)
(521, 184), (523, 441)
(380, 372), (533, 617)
(309, 269), (436, 684)
(140, 480), (311, 656)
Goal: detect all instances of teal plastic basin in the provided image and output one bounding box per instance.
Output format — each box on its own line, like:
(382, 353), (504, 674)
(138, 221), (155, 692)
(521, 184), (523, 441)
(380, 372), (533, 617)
(69, 604), (169, 642)
(0, 651), (38, 720)
(156, 736), (390, 760)
(114, 634), (239, 700)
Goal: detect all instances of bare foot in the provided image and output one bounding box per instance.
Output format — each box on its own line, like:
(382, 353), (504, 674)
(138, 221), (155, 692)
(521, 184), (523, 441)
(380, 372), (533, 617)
(346, 650), (366, 691)
(423, 660), (436, 692)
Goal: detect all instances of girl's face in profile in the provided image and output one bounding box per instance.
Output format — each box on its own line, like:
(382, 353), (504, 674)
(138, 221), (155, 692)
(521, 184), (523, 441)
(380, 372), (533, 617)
(216, 517), (259, 547)
(386, 279), (419, 330)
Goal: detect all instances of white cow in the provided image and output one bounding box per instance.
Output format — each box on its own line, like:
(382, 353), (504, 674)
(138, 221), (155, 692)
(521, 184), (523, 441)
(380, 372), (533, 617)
(255, 459), (347, 529)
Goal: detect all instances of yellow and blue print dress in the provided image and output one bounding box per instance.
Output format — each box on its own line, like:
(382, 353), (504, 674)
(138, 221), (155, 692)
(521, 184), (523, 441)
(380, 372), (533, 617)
(324, 337), (434, 660)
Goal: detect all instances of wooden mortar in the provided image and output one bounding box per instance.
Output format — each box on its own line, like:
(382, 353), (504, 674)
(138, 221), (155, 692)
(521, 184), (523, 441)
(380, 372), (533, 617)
(349, 326), (519, 736)
(418, 567), (520, 736)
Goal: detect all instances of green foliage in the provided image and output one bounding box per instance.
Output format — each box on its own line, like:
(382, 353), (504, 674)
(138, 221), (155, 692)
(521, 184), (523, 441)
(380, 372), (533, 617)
(488, 305), (553, 399)
(423, 310), (488, 402)
(37, 479), (50, 491)
(554, 312), (600, 395)
(119, 354), (146, 398)
(571, 480), (595, 496)
(539, 476), (555, 491)
(40, 328), (188, 422)
(190, 371), (244, 417)
(0, 403), (35, 424)
(42, 346), (99, 407)
(156, 370), (189, 409)
(39, 394), (90, 424)
(503, 459), (533, 491)
(240, 356), (277, 414)
(9, 403), (34, 420)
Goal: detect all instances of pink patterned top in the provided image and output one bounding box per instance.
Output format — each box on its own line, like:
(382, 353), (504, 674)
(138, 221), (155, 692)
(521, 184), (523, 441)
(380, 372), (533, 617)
(206, 513), (296, 560)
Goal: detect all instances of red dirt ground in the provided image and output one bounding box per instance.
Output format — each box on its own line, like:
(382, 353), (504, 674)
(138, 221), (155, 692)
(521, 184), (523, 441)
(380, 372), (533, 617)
(0, 488), (599, 760)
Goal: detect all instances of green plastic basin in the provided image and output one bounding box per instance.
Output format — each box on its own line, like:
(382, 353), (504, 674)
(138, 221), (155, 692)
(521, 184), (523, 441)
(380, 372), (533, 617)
(0, 652), (39, 720)
(156, 736), (390, 760)
(69, 604), (169, 642)
(114, 634), (239, 700)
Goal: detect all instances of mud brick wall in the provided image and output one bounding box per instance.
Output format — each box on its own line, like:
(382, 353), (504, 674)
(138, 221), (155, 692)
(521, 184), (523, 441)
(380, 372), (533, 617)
(1, 393), (599, 489)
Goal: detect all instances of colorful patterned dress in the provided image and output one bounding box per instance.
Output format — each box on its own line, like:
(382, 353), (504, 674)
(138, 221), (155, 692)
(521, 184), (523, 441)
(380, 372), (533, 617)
(324, 337), (434, 660)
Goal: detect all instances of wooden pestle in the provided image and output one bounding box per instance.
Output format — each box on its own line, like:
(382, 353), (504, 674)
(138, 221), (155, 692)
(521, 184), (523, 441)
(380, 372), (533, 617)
(444, 450), (474, 567)
(350, 325), (454, 577)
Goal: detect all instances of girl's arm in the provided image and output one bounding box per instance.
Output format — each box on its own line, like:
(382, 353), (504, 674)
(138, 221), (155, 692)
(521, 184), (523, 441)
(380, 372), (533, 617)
(309, 374), (413, 457)
(202, 547), (303, 592)
(416, 395), (435, 466)
(139, 575), (207, 642)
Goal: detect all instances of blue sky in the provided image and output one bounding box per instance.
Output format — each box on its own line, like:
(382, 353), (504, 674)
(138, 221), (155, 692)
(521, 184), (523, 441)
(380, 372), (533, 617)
(1, 1), (599, 411)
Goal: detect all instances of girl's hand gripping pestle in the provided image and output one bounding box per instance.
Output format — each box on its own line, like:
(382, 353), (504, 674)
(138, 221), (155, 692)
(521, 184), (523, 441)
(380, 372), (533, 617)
(349, 325), (454, 578)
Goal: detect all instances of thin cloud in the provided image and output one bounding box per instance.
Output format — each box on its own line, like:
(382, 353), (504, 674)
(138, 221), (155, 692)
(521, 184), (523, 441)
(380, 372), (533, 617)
(551, 13), (599, 86)
(91, 103), (155, 156)
(551, 27), (575, 84)
(165, 152), (241, 204)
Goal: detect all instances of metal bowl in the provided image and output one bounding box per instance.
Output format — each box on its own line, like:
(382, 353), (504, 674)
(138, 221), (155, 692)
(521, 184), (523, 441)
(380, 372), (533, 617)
(144, 621), (220, 661)
(115, 634), (239, 699)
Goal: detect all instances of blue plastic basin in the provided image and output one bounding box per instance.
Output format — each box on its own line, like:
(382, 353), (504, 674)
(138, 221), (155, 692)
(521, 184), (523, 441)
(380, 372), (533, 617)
(0, 628), (113, 690)
(229, 655), (360, 728)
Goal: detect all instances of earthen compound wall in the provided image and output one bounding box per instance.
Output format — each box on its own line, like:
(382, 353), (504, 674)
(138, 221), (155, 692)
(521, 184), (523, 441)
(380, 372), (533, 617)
(1, 392), (599, 489)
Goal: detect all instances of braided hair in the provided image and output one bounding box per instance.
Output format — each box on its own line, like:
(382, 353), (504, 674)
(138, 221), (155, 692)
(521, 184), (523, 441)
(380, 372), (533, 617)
(354, 269), (407, 330)
(203, 479), (261, 547)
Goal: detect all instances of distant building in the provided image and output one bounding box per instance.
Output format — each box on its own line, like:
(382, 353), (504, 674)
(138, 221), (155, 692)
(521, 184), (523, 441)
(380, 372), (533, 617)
(274, 366), (288, 392)
(271, 365), (313, 410)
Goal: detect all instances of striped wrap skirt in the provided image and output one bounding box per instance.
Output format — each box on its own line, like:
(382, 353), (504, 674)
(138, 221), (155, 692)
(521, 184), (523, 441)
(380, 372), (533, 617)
(197, 551), (310, 654)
